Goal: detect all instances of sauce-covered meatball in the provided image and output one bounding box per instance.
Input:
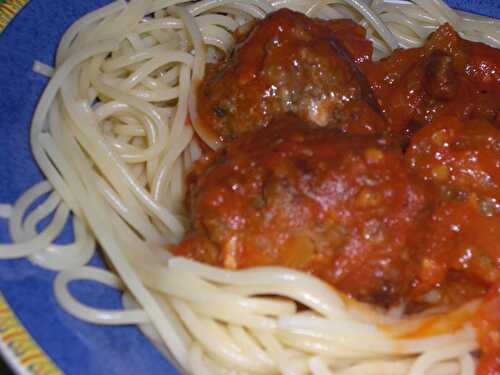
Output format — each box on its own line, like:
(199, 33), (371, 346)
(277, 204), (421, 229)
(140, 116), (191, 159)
(174, 116), (432, 306)
(406, 116), (500, 308)
(406, 116), (500, 200)
(364, 24), (500, 140)
(179, 11), (500, 370)
(196, 9), (386, 143)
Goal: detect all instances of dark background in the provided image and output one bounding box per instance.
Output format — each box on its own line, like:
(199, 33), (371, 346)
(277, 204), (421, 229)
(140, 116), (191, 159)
(0, 356), (13, 375)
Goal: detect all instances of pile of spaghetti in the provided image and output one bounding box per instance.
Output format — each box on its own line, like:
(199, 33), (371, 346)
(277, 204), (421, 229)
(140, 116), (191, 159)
(1, 1), (499, 374)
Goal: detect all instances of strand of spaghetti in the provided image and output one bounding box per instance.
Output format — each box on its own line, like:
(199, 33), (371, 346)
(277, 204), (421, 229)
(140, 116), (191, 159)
(133, 14), (239, 35)
(95, 176), (164, 242)
(334, 360), (414, 375)
(150, 0), (193, 14)
(7, 171), (92, 270)
(171, 298), (273, 373)
(334, 0), (399, 50)
(32, 44), (114, 132)
(196, 13), (240, 31)
(277, 331), (391, 359)
(62, 100), (165, 249)
(102, 44), (179, 72)
(60, 77), (184, 237)
(29, 216), (95, 271)
(110, 123), (147, 137)
(385, 23), (423, 48)
(309, 356), (332, 375)
(89, 55), (169, 161)
(30, 43), (119, 223)
(32, 60), (54, 77)
(201, 25), (235, 52)
(251, 330), (300, 375)
(38, 126), (86, 216)
(7, 181), (52, 237)
(188, 344), (213, 375)
(54, 266), (150, 324)
(169, 258), (348, 317)
(379, 11), (428, 39)
(186, 0), (273, 17)
(118, 52), (193, 90)
(162, 157), (184, 211)
(459, 352), (475, 375)
(59, 72), (162, 233)
(304, 2), (344, 18)
(124, 86), (181, 102)
(12, 1), (500, 374)
(65, 141), (191, 365)
(101, 118), (166, 163)
(151, 65), (192, 201)
(2, 181), (69, 258)
(0, 204), (12, 219)
(13, 192), (60, 242)
(227, 325), (275, 368)
(408, 341), (477, 375)
(387, 2), (439, 24)
(188, 302), (278, 330)
(1, 202), (68, 258)
(55, 0), (126, 65)
(151, 125), (193, 203)
(135, 266), (298, 316)
(121, 290), (193, 361)
(76, 0), (153, 50)
(169, 6), (206, 82)
(278, 314), (389, 341)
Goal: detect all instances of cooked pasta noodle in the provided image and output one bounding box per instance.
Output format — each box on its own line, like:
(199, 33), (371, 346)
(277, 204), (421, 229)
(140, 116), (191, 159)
(1, 1), (499, 374)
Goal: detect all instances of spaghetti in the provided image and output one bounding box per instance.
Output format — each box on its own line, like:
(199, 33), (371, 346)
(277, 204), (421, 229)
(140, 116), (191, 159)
(1, 1), (500, 374)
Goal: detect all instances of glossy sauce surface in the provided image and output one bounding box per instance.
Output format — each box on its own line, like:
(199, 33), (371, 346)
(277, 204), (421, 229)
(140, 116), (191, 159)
(197, 9), (386, 142)
(176, 9), (500, 371)
(178, 120), (431, 305)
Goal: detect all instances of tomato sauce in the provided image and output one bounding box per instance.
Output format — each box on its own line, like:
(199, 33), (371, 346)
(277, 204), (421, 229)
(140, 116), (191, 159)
(362, 24), (500, 140)
(174, 10), (500, 372)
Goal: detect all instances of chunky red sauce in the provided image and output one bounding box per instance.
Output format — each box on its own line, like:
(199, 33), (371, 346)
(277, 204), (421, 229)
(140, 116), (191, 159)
(197, 9), (386, 142)
(362, 23), (500, 140)
(174, 9), (500, 371)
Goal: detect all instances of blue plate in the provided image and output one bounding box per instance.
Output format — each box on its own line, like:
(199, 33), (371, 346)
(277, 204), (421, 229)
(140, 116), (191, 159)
(0, 1), (498, 375)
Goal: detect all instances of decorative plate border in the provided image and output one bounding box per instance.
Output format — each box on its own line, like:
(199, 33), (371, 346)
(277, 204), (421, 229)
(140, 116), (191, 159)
(1, 4), (63, 373)
(0, 293), (63, 375)
(0, 0), (29, 33)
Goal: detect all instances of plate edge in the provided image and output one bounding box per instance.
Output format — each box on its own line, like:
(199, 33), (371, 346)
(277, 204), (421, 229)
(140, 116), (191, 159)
(0, 292), (63, 375)
(0, 0), (30, 33)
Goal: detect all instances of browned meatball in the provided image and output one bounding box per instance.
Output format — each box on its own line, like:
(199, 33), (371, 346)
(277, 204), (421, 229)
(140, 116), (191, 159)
(196, 9), (386, 143)
(173, 117), (432, 306)
(406, 116), (500, 201)
(363, 24), (500, 141)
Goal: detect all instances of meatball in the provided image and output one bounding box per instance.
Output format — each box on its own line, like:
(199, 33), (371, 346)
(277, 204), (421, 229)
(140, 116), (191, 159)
(411, 197), (500, 308)
(406, 115), (500, 308)
(406, 116), (500, 201)
(364, 23), (500, 140)
(196, 9), (386, 143)
(173, 117), (432, 306)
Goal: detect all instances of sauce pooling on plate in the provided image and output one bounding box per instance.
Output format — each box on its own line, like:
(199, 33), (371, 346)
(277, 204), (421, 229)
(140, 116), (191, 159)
(175, 9), (500, 373)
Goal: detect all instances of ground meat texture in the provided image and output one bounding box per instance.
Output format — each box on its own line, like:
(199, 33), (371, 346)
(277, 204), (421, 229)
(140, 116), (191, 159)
(406, 116), (500, 201)
(363, 23), (500, 140)
(173, 117), (432, 306)
(411, 197), (500, 308)
(196, 9), (386, 143)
